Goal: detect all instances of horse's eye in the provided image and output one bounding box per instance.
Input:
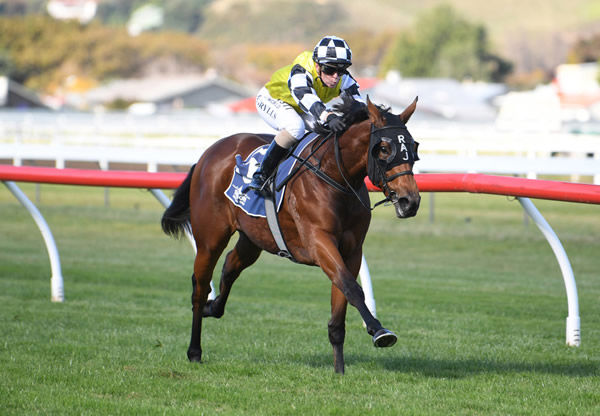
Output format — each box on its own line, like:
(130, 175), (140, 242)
(377, 148), (390, 160)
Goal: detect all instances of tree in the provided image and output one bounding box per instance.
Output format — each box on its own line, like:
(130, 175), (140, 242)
(95, 0), (138, 26)
(163, 0), (211, 33)
(567, 35), (600, 64)
(564, 34), (600, 84)
(380, 4), (512, 82)
(0, 0), (46, 15)
(0, 15), (210, 91)
(95, 0), (212, 33)
(0, 49), (14, 75)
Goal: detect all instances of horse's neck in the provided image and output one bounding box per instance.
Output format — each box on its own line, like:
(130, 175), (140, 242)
(321, 127), (369, 188)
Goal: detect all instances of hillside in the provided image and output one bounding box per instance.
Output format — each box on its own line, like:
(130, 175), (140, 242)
(199, 0), (600, 73)
(2, 0), (599, 93)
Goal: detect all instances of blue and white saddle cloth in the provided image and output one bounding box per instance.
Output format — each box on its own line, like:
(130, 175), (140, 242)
(224, 133), (319, 217)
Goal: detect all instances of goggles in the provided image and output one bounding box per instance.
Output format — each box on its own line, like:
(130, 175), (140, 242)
(320, 64), (348, 76)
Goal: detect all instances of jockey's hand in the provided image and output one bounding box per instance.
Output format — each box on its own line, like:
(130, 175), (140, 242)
(326, 113), (346, 133)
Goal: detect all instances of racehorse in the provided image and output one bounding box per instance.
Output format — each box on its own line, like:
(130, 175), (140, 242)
(161, 95), (421, 374)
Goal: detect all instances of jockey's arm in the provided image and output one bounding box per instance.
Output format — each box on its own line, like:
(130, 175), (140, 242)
(288, 64), (327, 121)
(339, 74), (365, 106)
(289, 65), (365, 125)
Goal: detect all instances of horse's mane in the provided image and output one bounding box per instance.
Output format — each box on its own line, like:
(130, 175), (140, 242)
(332, 93), (392, 128)
(309, 94), (391, 136)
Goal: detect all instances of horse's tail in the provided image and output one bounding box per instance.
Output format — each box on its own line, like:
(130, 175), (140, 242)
(161, 164), (195, 239)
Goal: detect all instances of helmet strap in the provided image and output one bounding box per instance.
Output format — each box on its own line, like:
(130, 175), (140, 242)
(315, 63), (324, 85)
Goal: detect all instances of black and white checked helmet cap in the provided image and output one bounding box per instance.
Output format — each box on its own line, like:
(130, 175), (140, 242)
(312, 35), (352, 66)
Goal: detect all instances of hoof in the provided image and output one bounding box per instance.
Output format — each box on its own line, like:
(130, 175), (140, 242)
(187, 349), (202, 362)
(372, 328), (397, 348)
(203, 299), (223, 318)
(202, 300), (214, 317)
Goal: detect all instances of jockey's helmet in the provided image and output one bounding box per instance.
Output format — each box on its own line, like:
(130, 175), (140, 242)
(312, 35), (352, 68)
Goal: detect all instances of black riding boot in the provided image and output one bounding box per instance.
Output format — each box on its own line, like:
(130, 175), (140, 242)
(245, 140), (288, 194)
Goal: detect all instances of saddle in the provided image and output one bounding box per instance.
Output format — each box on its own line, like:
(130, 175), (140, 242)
(224, 133), (324, 261)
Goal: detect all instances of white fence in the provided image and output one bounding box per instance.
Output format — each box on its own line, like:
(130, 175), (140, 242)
(415, 127), (600, 183)
(1, 110), (599, 182)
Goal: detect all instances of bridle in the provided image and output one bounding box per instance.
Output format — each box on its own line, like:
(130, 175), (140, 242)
(334, 122), (419, 210)
(277, 121), (419, 211)
(366, 123), (419, 208)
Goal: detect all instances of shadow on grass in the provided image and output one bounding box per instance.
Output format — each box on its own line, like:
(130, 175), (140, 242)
(301, 352), (598, 378)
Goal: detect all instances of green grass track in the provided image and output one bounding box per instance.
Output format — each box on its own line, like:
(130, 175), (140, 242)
(1, 183), (599, 415)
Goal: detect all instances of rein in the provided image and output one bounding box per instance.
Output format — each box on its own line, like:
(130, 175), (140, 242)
(275, 132), (352, 195)
(275, 122), (416, 211)
(333, 132), (376, 210)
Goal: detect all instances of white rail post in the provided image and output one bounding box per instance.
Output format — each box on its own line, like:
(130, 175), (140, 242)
(359, 255), (377, 317)
(594, 152), (600, 185)
(518, 197), (580, 346)
(3, 181), (65, 302)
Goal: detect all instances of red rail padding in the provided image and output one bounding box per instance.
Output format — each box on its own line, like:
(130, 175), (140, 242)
(2, 165), (600, 205)
(0, 165), (185, 189)
(365, 174), (600, 204)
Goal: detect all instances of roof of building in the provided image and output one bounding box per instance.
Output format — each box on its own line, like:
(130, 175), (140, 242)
(72, 73), (254, 109)
(370, 74), (507, 121)
(0, 76), (51, 109)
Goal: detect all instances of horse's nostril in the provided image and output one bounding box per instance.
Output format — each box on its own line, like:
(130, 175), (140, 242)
(396, 194), (420, 217)
(398, 197), (410, 209)
(413, 195), (421, 210)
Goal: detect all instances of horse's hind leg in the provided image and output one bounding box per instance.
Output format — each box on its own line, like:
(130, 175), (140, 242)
(187, 228), (233, 363)
(203, 231), (262, 318)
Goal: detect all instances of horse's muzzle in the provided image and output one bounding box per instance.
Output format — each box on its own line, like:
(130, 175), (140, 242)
(393, 192), (421, 218)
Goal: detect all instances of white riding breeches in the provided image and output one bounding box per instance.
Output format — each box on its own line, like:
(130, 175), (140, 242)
(255, 86), (306, 141)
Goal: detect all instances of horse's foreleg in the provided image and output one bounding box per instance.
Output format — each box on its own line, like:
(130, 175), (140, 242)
(339, 276), (397, 347)
(329, 284), (347, 374)
(321, 254), (382, 333)
(328, 249), (363, 374)
(317, 241), (396, 349)
(338, 274), (397, 348)
(203, 232), (262, 318)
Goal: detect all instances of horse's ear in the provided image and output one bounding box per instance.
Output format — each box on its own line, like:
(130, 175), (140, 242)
(367, 96), (384, 127)
(399, 96), (418, 124)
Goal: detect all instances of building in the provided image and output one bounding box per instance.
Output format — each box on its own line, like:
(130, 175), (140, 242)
(553, 62), (600, 122)
(370, 72), (506, 122)
(70, 73), (255, 112)
(46, 0), (97, 24)
(0, 76), (51, 109)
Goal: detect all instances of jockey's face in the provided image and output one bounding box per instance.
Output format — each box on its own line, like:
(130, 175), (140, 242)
(317, 63), (343, 88)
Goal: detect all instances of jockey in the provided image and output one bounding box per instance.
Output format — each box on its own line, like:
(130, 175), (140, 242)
(247, 35), (365, 193)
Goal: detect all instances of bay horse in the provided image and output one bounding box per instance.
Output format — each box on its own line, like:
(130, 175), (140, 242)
(162, 96), (420, 374)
